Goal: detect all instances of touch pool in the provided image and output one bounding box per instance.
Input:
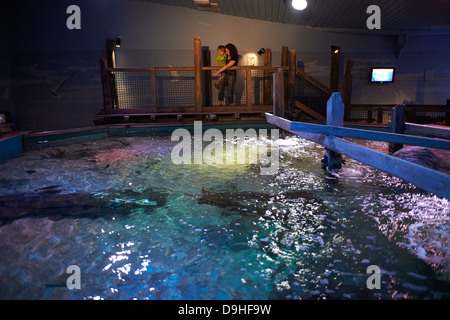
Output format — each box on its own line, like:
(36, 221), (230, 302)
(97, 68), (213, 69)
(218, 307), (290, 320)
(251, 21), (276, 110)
(0, 125), (449, 299)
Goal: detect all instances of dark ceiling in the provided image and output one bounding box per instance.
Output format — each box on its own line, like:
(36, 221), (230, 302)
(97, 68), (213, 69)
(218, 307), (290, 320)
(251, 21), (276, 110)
(138, 0), (450, 34)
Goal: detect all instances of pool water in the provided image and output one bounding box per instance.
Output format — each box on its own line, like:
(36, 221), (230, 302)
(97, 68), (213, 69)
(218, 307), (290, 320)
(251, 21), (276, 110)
(0, 126), (449, 300)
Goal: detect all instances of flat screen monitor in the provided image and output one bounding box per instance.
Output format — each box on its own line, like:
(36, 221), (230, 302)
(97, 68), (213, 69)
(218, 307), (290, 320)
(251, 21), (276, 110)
(370, 67), (395, 83)
(0, 113), (7, 124)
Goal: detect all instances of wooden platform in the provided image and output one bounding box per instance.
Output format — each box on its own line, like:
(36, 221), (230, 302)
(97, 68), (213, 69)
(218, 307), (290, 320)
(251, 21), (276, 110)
(94, 107), (273, 125)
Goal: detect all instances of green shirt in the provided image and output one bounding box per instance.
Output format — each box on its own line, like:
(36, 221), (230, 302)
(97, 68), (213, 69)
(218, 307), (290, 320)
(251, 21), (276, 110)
(216, 53), (227, 67)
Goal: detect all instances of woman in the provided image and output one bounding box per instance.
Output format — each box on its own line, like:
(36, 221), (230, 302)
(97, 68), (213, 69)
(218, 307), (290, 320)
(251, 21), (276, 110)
(213, 43), (239, 106)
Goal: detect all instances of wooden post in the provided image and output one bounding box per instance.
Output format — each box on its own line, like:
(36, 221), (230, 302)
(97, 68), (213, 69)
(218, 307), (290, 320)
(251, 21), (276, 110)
(327, 93), (345, 126)
(288, 49), (296, 114)
(342, 60), (353, 121)
(446, 99), (450, 126)
(105, 40), (116, 68)
(281, 46), (289, 67)
(281, 46), (289, 105)
(389, 104), (406, 154)
(323, 92), (345, 171)
(263, 48), (272, 105)
(202, 47), (212, 107)
(246, 66), (253, 111)
(194, 36), (203, 113)
(273, 69), (284, 117)
(330, 45), (340, 92)
(150, 68), (157, 113)
(377, 107), (383, 124)
(100, 52), (113, 114)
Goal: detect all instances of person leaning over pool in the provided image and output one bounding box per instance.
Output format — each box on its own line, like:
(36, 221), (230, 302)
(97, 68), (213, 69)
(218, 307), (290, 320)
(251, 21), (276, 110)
(213, 43), (239, 106)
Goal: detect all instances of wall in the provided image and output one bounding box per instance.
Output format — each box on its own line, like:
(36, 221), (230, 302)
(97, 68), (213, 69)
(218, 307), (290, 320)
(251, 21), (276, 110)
(0, 5), (14, 127)
(2, 0), (449, 132)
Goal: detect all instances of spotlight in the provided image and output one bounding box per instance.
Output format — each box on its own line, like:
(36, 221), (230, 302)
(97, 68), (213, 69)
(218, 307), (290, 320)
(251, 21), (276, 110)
(292, 0), (307, 11)
(257, 48), (265, 55)
(115, 37), (121, 48)
(331, 45), (340, 54)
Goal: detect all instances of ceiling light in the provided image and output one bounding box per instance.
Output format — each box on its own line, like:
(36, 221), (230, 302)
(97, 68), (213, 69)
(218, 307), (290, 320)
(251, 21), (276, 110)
(194, 0), (219, 10)
(292, 0), (307, 11)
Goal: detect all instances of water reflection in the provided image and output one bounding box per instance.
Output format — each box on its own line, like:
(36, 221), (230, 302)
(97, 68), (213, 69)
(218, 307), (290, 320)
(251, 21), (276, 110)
(0, 132), (449, 299)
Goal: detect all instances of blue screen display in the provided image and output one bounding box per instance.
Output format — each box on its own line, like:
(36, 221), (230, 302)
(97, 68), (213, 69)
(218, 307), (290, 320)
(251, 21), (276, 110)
(371, 68), (395, 83)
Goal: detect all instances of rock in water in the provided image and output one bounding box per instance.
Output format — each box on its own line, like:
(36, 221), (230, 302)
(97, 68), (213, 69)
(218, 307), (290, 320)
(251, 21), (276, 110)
(392, 146), (438, 169)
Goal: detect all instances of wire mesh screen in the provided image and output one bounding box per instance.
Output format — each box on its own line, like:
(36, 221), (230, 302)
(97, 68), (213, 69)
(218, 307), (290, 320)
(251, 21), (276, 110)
(251, 69), (274, 106)
(348, 107), (392, 124)
(295, 75), (330, 117)
(112, 70), (154, 110)
(413, 111), (446, 125)
(156, 70), (195, 108)
(111, 67), (276, 110)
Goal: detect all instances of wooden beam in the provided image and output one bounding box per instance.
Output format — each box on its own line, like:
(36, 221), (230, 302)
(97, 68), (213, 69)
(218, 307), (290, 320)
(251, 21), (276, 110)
(266, 113), (450, 199)
(400, 122), (450, 139)
(389, 105), (406, 154)
(289, 121), (450, 150)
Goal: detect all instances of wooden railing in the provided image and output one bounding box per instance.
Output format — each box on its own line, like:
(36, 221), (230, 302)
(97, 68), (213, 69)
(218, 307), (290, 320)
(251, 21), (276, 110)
(98, 36), (288, 122)
(101, 66), (283, 111)
(99, 58), (285, 121)
(347, 103), (450, 126)
(267, 93), (450, 199)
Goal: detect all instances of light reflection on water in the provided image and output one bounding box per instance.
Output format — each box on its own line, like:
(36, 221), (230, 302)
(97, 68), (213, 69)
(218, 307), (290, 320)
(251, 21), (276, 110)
(0, 131), (448, 299)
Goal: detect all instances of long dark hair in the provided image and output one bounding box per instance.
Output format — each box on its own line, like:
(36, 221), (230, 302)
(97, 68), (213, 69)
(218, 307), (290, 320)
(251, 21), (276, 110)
(225, 43), (238, 59)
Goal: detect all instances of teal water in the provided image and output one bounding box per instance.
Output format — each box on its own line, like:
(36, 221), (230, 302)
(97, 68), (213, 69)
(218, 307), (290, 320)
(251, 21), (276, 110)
(0, 127), (449, 299)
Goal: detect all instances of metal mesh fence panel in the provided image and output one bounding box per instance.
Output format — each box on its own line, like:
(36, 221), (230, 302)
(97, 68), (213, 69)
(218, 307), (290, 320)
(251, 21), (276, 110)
(295, 76), (330, 117)
(155, 70), (195, 108)
(112, 70), (153, 110)
(251, 69), (274, 106)
(414, 111), (446, 124)
(111, 67), (278, 110)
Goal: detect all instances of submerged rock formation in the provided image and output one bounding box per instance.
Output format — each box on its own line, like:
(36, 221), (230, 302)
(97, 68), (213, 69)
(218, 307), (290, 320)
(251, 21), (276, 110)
(0, 186), (168, 226)
(392, 146), (439, 169)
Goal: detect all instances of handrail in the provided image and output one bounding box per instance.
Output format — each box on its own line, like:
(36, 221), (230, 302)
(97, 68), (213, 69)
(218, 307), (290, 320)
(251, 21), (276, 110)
(108, 66), (287, 72)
